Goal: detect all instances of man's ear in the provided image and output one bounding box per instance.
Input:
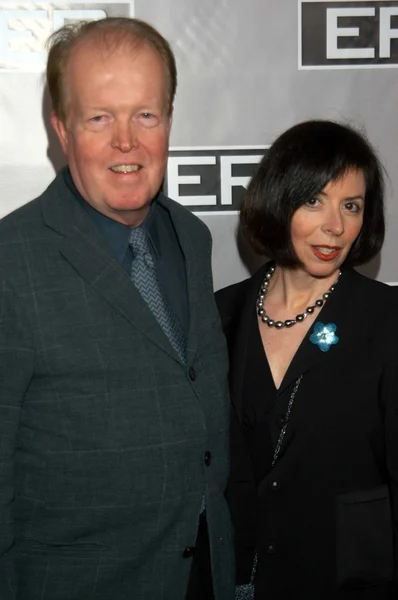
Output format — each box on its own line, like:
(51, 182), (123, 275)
(50, 111), (68, 155)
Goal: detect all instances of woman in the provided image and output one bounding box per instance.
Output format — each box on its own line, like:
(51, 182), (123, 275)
(216, 120), (398, 599)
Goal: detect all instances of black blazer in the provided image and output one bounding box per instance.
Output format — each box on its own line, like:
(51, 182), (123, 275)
(216, 264), (398, 600)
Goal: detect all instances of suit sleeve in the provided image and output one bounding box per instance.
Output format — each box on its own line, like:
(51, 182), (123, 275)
(0, 278), (34, 599)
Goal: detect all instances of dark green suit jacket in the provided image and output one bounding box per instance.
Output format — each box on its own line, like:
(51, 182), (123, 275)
(0, 170), (234, 600)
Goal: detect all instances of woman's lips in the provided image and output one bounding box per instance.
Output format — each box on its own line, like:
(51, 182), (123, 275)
(311, 245), (341, 261)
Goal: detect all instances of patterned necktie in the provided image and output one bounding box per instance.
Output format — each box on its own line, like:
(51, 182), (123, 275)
(129, 226), (186, 363)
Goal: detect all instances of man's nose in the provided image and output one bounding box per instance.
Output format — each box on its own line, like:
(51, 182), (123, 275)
(111, 121), (138, 152)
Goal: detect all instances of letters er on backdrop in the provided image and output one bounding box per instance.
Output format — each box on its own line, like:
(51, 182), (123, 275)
(0, 17), (234, 600)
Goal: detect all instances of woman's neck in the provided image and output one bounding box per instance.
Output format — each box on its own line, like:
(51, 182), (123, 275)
(266, 264), (341, 312)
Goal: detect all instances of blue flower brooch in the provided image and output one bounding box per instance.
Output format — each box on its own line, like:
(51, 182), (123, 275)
(310, 322), (339, 352)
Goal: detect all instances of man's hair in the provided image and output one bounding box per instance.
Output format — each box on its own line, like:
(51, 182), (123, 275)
(240, 120), (385, 268)
(46, 17), (177, 123)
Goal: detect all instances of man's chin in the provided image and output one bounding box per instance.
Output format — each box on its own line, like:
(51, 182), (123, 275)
(103, 199), (152, 226)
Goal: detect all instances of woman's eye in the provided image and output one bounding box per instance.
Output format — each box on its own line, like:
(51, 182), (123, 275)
(344, 202), (361, 213)
(305, 198), (320, 207)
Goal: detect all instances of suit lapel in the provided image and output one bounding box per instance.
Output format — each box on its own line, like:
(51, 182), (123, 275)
(159, 195), (207, 364)
(41, 172), (183, 362)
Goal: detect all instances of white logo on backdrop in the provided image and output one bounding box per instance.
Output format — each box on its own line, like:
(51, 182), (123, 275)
(165, 147), (266, 216)
(0, 2), (133, 71)
(299, 0), (398, 69)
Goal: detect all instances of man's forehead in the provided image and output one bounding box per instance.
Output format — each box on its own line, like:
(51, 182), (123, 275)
(69, 31), (149, 67)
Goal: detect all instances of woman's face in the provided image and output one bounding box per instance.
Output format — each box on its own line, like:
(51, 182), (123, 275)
(290, 168), (365, 279)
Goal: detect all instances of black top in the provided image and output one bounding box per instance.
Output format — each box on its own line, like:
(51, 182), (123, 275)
(63, 167), (189, 335)
(216, 263), (398, 598)
(242, 305), (295, 485)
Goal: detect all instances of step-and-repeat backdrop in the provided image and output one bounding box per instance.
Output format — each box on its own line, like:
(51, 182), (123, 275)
(1, 0), (397, 289)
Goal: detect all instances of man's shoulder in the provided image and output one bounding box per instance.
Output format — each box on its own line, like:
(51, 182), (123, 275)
(157, 192), (211, 238)
(0, 170), (75, 244)
(0, 195), (44, 241)
(0, 173), (62, 235)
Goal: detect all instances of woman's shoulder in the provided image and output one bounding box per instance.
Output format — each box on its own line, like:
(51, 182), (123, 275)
(215, 276), (251, 307)
(342, 270), (398, 338)
(347, 268), (398, 302)
(215, 263), (268, 321)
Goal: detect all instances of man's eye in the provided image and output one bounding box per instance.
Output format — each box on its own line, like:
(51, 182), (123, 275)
(137, 113), (159, 128)
(90, 116), (105, 122)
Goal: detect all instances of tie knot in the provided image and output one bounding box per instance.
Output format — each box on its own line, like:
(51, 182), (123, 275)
(129, 226), (149, 255)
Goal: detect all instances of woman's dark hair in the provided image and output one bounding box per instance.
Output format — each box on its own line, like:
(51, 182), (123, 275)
(240, 120), (385, 268)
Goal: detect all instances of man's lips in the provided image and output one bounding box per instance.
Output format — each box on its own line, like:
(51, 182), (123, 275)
(109, 164), (141, 174)
(311, 245), (341, 261)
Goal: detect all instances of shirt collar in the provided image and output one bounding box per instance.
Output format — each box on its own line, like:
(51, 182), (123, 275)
(63, 167), (160, 264)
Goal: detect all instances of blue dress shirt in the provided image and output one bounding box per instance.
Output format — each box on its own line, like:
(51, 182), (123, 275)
(63, 167), (189, 337)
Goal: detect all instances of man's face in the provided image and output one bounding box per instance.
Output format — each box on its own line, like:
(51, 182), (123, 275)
(51, 39), (171, 226)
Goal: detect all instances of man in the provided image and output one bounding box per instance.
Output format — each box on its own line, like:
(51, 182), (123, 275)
(0, 17), (234, 600)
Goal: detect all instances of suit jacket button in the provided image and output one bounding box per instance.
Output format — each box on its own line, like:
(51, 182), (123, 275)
(266, 543), (276, 554)
(204, 451), (212, 466)
(188, 366), (196, 381)
(269, 480), (280, 491)
(182, 546), (195, 558)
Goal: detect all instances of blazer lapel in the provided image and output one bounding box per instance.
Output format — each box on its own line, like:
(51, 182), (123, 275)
(258, 268), (376, 477)
(275, 268), (368, 399)
(158, 195), (207, 364)
(41, 173), (183, 362)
